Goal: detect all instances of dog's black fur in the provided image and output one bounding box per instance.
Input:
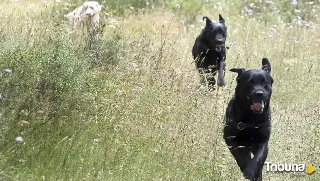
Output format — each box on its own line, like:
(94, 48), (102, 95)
(192, 14), (227, 87)
(223, 58), (274, 181)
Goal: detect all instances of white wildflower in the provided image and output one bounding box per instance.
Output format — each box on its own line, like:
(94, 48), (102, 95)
(270, 27), (276, 33)
(291, 0), (298, 5)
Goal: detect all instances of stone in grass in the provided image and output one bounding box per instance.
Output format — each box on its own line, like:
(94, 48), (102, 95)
(15, 136), (24, 143)
(4, 69), (12, 73)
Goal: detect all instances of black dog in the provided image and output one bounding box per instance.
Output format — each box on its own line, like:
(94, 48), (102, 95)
(223, 58), (274, 181)
(192, 14), (227, 87)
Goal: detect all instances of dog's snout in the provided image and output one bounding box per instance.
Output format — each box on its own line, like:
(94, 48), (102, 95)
(254, 90), (264, 97)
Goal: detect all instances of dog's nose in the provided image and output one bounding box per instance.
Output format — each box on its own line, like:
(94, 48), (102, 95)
(254, 90), (264, 97)
(216, 39), (224, 44)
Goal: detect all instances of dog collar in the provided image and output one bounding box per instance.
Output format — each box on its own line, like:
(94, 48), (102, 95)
(226, 118), (270, 130)
(236, 121), (270, 130)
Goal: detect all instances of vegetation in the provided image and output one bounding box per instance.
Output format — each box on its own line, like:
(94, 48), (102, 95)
(0, 0), (319, 180)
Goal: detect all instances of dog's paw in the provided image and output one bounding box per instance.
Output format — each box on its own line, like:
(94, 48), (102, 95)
(217, 79), (225, 87)
(243, 163), (257, 180)
(243, 167), (256, 180)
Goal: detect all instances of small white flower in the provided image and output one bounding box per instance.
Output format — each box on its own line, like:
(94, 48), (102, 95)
(175, 4), (180, 8)
(270, 27), (276, 33)
(291, 0), (298, 5)
(132, 63), (138, 68)
(266, 1), (274, 4)
(268, 35), (273, 39)
(295, 9), (301, 13)
(15, 136), (24, 143)
(39, 108), (45, 114)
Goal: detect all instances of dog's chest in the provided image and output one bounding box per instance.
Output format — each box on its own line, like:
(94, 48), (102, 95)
(199, 50), (224, 66)
(233, 127), (270, 146)
(202, 50), (222, 60)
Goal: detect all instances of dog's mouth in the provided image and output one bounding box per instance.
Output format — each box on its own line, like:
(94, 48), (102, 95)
(250, 100), (265, 114)
(215, 44), (224, 51)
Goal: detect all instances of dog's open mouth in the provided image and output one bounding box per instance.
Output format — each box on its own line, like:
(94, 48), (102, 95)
(215, 44), (224, 51)
(250, 101), (265, 114)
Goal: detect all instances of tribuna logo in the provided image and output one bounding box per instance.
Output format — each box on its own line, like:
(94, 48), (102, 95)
(265, 162), (305, 172)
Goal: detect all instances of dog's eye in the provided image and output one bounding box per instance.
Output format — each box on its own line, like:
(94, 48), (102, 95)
(263, 81), (268, 85)
(247, 80), (254, 87)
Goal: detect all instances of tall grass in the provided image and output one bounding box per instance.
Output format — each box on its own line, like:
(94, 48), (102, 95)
(0, 0), (319, 181)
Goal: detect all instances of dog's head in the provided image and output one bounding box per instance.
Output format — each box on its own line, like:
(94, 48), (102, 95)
(230, 58), (273, 114)
(202, 14), (227, 52)
(81, 1), (102, 17)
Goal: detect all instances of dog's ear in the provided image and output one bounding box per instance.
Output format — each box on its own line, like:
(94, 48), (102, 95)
(219, 14), (225, 24)
(262, 58), (271, 73)
(203, 16), (213, 28)
(230, 68), (245, 81)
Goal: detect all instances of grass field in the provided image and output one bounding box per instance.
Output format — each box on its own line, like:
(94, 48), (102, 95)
(0, 0), (319, 180)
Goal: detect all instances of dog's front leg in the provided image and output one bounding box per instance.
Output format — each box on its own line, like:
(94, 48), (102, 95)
(243, 143), (268, 181)
(217, 57), (226, 86)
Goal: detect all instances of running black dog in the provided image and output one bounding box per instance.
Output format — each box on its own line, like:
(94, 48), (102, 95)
(192, 14), (227, 87)
(223, 58), (274, 181)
